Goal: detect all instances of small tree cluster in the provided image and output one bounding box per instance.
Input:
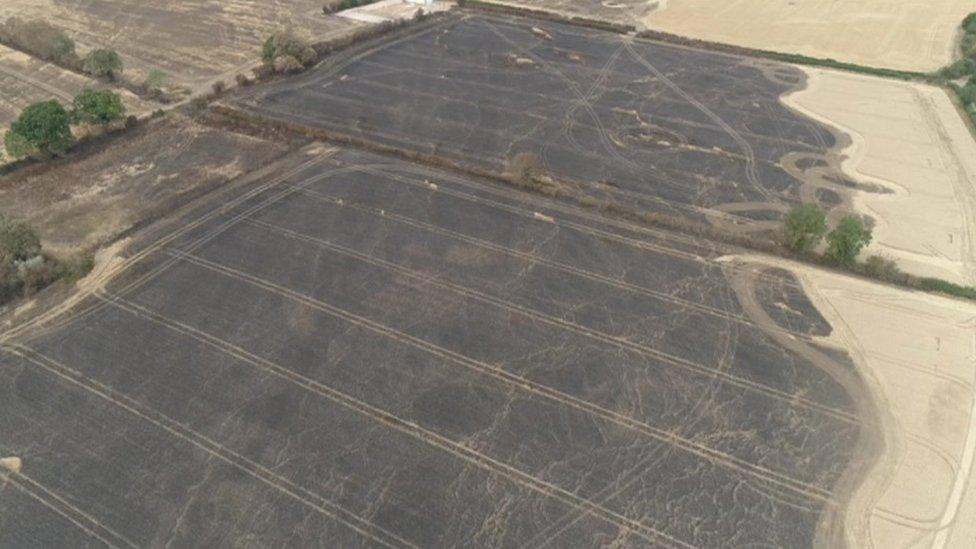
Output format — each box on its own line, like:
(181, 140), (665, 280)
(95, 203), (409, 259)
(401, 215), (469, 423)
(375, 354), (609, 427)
(261, 30), (317, 74)
(0, 214), (46, 302)
(782, 203), (873, 266)
(0, 215), (91, 305)
(5, 90), (126, 160)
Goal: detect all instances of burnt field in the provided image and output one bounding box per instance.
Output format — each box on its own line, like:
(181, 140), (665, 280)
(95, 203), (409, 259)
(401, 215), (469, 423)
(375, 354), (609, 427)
(234, 12), (853, 229)
(0, 146), (870, 547)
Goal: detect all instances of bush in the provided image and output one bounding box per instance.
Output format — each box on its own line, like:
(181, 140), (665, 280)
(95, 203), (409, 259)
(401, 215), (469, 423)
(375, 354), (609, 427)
(918, 278), (976, 300)
(826, 215), (872, 266)
(4, 129), (35, 160)
(6, 100), (74, 158)
(0, 215), (47, 303)
(72, 89), (126, 125)
(506, 152), (547, 184)
(273, 54), (304, 74)
(261, 30), (317, 72)
(235, 73), (251, 87)
(0, 216), (41, 263)
(862, 254), (901, 281)
(143, 69), (167, 98)
(0, 17), (79, 67)
(83, 48), (123, 80)
(783, 203), (827, 253)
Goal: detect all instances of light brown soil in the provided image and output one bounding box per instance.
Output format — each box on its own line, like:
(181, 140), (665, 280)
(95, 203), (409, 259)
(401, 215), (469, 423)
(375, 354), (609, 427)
(645, 0), (974, 72)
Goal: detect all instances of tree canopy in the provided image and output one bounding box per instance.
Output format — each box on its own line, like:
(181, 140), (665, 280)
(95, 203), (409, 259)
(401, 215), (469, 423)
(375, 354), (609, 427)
(783, 203), (827, 253)
(5, 100), (73, 158)
(826, 216), (872, 266)
(83, 48), (124, 80)
(72, 89), (126, 125)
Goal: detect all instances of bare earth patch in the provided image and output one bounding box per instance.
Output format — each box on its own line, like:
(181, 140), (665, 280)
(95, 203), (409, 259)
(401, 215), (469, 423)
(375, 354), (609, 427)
(783, 68), (976, 285)
(644, 0), (974, 72)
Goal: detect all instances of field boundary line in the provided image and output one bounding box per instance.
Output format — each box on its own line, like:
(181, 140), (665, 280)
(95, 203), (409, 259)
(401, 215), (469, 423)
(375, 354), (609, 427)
(94, 287), (690, 549)
(2, 344), (415, 549)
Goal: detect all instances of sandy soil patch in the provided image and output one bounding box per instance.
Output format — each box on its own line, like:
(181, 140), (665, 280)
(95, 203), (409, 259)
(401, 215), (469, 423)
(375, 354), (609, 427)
(728, 254), (976, 549)
(645, 0), (973, 72)
(783, 68), (976, 285)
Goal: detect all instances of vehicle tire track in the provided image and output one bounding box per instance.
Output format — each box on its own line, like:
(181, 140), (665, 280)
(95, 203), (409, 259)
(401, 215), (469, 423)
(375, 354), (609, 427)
(0, 470), (135, 549)
(91, 288), (690, 549)
(156, 249), (847, 504)
(622, 39), (774, 203)
(2, 344), (416, 549)
(283, 182), (808, 339)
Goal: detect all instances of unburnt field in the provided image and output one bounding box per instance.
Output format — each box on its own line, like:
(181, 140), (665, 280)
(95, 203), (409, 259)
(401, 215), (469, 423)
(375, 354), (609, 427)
(0, 146), (870, 547)
(235, 12), (862, 233)
(643, 0), (974, 73)
(0, 0), (361, 90)
(500, 0), (972, 72)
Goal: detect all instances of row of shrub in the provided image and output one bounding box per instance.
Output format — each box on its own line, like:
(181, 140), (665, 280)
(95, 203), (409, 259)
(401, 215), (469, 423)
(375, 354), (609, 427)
(0, 18), (124, 80)
(3, 89), (128, 162)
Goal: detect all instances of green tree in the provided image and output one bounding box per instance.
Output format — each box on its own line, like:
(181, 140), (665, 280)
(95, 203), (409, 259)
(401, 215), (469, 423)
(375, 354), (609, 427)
(0, 214), (41, 263)
(3, 129), (35, 159)
(72, 89), (125, 125)
(6, 100), (73, 158)
(261, 31), (316, 70)
(83, 48), (123, 80)
(261, 35), (277, 64)
(783, 203), (827, 253)
(826, 216), (872, 266)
